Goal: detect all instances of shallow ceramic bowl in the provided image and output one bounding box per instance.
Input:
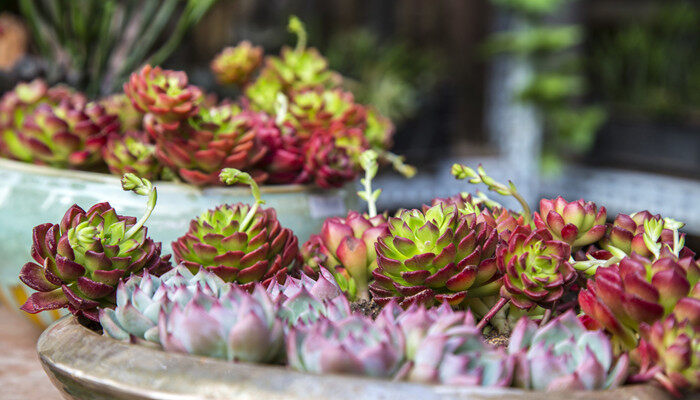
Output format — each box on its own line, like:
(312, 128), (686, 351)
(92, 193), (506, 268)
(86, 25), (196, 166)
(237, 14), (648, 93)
(37, 316), (672, 400)
(0, 158), (354, 327)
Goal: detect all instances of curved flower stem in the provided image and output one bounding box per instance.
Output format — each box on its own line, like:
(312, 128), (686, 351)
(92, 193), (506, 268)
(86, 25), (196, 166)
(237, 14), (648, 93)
(476, 297), (509, 331)
(220, 168), (265, 232)
(358, 150), (380, 218)
(121, 173), (157, 240)
(381, 151), (417, 178)
(451, 163), (531, 224)
(288, 16), (307, 52)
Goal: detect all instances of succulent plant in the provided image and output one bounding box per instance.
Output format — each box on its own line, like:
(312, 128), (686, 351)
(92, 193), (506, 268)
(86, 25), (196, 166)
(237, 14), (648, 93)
(251, 119), (306, 184)
(124, 65), (202, 136)
(497, 226), (577, 311)
(287, 314), (405, 378)
(431, 193), (525, 241)
(211, 41), (264, 86)
(303, 131), (358, 188)
(99, 93), (143, 132)
(507, 310), (629, 391)
(153, 105), (266, 185)
(16, 101), (119, 168)
(0, 79), (86, 161)
(287, 88), (365, 139)
(369, 203), (501, 308)
(269, 269), (352, 327)
(377, 301), (513, 386)
(172, 169), (301, 286)
(638, 316), (699, 395)
(264, 16), (336, 91)
(533, 197), (607, 248)
(19, 174), (171, 321)
(267, 267), (342, 303)
(103, 131), (162, 180)
(159, 283), (285, 363)
(579, 249), (700, 350)
(100, 265), (229, 344)
(601, 212), (692, 259)
(302, 211), (388, 299)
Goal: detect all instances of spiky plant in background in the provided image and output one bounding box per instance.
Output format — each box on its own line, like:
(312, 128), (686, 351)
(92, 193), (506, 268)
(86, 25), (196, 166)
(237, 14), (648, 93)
(172, 169), (300, 286)
(19, 174), (171, 321)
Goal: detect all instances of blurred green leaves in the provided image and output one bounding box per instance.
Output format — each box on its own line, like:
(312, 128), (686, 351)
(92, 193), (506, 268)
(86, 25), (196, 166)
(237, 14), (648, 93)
(19, 0), (216, 97)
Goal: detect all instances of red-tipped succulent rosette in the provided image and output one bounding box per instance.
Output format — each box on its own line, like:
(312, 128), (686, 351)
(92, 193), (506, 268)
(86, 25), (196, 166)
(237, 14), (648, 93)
(578, 251), (700, 350)
(534, 197), (606, 248)
(302, 211), (388, 299)
(496, 226), (577, 311)
(124, 65), (202, 136)
(210, 41), (264, 86)
(18, 175), (171, 321)
(369, 204), (501, 308)
(303, 131), (358, 189)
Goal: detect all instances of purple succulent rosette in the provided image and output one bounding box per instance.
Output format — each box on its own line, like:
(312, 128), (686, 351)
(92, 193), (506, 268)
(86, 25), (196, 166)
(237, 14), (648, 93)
(158, 283), (284, 363)
(100, 265), (229, 344)
(382, 302), (513, 387)
(286, 313), (405, 378)
(508, 310), (629, 391)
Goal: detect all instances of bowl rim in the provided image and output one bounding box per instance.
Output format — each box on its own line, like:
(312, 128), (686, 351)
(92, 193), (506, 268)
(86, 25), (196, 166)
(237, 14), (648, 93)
(36, 316), (671, 400)
(0, 157), (332, 195)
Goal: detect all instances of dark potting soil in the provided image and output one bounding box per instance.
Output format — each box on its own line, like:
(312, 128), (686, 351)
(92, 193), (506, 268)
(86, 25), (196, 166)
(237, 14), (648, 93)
(351, 298), (382, 319)
(484, 331), (509, 348)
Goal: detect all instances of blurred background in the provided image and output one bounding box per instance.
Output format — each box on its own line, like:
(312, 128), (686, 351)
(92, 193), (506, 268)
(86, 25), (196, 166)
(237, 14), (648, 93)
(0, 0), (698, 246)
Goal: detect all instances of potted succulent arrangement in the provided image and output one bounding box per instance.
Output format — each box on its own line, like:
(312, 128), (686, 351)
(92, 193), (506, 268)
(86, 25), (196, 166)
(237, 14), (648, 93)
(21, 148), (698, 399)
(0, 17), (412, 327)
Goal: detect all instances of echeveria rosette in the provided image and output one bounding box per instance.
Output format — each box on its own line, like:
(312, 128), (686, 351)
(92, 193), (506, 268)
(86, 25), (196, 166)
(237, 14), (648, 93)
(302, 211), (388, 299)
(173, 169), (301, 287)
(19, 175), (171, 321)
(211, 41), (264, 86)
(100, 265), (229, 344)
(269, 269), (352, 327)
(369, 204), (501, 308)
(154, 106), (266, 186)
(497, 226), (577, 310)
(18, 101), (119, 168)
(0, 79), (86, 161)
(637, 316), (699, 395)
(287, 88), (365, 139)
(158, 283), (285, 363)
(103, 131), (163, 180)
(507, 310), (629, 391)
(287, 314), (405, 378)
(378, 302), (513, 386)
(124, 65), (202, 136)
(533, 197), (607, 248)
(578, 253), (700, 350)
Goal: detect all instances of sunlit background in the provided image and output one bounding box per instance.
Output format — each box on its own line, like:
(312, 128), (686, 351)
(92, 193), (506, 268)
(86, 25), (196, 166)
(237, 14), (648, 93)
(1, 0), (698, 247)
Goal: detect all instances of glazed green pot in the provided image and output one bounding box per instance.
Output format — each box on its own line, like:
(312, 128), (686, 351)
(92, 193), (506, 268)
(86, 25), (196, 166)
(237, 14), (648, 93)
(37, 316), (672, 400)
(0, 158), (355, 327)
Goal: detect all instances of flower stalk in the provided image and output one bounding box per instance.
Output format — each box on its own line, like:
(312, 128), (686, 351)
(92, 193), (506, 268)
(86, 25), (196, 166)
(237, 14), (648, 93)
(220, 168), (265, 232)
(121, 173), (157, 240)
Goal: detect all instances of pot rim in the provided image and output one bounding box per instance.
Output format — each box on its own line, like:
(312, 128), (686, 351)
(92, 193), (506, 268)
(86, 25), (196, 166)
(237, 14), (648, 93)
(36, 316), (670, 400)
(0, 157), (332, 195)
